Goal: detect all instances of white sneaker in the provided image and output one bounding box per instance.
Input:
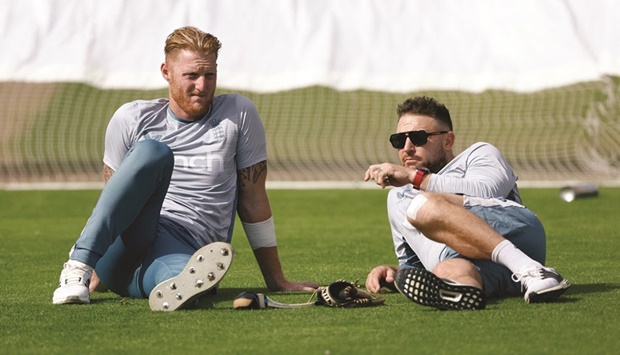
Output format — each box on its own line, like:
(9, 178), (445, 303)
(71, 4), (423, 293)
(52, 261), (92, 305)
(512, 266), (571, 303)
(149, 242), (234, 311)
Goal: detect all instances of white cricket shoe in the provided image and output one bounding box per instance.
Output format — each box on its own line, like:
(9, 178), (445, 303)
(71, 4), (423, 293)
(512, 266), (571, 303)
(52, 261), (92, 305)
(149, 242), (234, 311)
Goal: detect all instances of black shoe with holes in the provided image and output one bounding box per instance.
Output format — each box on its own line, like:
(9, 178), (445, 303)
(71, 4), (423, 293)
(395, 267), (486, 310)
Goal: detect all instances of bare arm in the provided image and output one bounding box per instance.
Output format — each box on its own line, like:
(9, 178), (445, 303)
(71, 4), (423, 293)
(237, 161), (318, 292)
(364, 163), (417, 189)
(103, 163), (114, 183)
(237, 161), (271, 222)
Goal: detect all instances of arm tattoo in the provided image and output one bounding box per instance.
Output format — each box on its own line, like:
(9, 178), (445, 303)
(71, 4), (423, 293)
(103, 164), (114, 183)
(238, 161), (267, 189)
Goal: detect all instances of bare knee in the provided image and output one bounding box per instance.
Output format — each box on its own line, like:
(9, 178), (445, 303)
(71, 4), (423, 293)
(432, 259), (483, 289)
(406, 192), (462, 229)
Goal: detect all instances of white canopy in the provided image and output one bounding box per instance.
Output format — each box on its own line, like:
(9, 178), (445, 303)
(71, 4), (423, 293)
(1, 0), (619, 92)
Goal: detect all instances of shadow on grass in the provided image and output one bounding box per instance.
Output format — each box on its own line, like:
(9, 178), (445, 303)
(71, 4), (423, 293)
(89, 284), (606, 310)
(507, 283), (620, 305)
(89, 287), (317, 310)
(563, 283), (619, 296)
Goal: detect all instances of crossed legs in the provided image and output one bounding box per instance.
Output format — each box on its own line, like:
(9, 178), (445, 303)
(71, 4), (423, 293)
(396, 192), (570, 308)
(406, 192), (504, 261)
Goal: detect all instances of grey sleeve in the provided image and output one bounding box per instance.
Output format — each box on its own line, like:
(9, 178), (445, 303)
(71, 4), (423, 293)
(103, 102), (136, 170)
(235, 96), (268, 170)
(427, 143), (518, 198)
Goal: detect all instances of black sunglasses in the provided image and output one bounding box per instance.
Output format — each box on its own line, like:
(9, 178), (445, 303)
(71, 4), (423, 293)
(389, 130), (449, 149)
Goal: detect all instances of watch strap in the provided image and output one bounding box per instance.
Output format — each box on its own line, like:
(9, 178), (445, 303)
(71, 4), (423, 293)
(413, 168), (429, 190)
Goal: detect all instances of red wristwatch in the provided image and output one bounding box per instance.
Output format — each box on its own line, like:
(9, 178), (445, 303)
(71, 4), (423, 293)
(412, 167), (430, 190)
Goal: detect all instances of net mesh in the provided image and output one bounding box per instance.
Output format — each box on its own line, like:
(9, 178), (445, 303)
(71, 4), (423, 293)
(1, 76), (619, 185)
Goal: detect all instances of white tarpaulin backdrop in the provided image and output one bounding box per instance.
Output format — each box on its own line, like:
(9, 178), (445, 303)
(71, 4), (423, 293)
(1, 0), (619, 93)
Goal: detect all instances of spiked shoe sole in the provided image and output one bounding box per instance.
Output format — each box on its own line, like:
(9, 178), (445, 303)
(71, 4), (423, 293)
(149, 242), (234, 311)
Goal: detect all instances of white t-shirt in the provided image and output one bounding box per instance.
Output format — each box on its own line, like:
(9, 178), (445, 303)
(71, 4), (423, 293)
(387, 142), (520, 270)
(103, 94), (267, 247)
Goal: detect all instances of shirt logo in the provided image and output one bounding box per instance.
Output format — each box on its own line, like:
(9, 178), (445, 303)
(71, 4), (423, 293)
(175, 152), (224, 172)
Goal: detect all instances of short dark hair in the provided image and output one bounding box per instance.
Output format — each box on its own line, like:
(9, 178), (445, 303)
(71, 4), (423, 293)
(396, 96), (453, 131)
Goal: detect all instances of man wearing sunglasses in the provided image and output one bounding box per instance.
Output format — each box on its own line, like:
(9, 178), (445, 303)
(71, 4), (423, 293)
(363, 96), (570, 310)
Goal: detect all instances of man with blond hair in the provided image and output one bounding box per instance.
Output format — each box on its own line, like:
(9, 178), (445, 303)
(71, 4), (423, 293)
(53, 26), (318, 311)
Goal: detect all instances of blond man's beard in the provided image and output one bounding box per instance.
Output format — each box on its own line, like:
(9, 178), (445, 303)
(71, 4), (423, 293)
(169, 86), (212, 120)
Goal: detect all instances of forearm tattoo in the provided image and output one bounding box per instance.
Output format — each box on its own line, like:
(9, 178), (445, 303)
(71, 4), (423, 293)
(103, 164), (114, 183)
(238, 161), (267, 188)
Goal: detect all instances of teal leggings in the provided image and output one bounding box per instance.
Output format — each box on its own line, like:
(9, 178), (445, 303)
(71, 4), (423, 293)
(70, 140), (196, 298)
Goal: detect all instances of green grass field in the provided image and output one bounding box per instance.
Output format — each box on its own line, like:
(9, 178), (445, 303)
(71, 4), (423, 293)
(1, 188), (619, 354)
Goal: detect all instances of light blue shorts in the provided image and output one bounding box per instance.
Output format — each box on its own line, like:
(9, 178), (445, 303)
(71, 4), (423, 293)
(443, 196), (546, 298)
